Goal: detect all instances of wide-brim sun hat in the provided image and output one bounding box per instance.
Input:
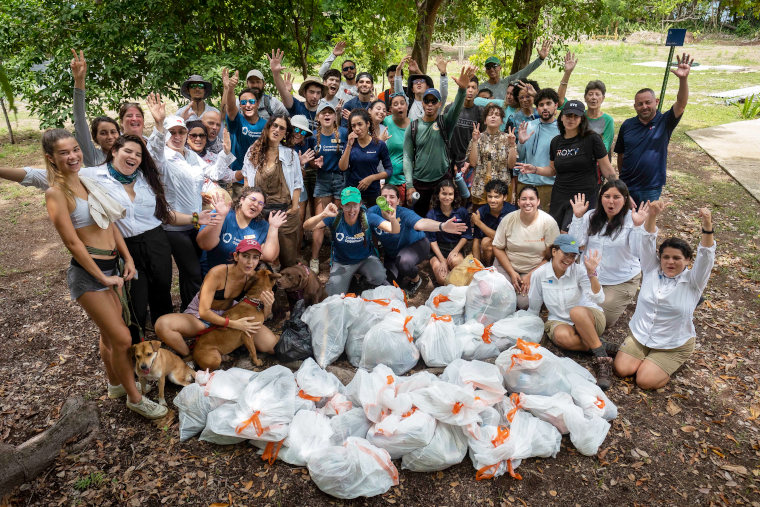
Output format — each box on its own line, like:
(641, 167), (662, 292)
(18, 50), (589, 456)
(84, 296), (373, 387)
(181, 74), (213, 100)
(298, 77), (327, 99)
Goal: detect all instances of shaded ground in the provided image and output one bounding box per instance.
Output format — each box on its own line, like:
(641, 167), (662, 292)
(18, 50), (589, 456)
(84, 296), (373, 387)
(1, 138), (759, 505)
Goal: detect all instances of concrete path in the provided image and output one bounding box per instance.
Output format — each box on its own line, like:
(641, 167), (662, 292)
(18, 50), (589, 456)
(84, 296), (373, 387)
(686, 119), (760, 203)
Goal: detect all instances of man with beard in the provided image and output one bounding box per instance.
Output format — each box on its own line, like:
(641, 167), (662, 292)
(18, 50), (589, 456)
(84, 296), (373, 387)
(479, 41), (552, 100)
(340, 72), (376, 128)
(322, 69), (343, 107)
(319, 41), (358, 103)
(201, 110), (224, 154)
(244, 69), (288, 121)
(614, 53), (693, 205)
(222, 67), (266, 178)
(514, 88), (560, 211)
(268, 49), (326, 131)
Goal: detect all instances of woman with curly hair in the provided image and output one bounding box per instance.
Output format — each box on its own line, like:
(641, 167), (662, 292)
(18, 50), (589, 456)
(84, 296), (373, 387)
(466, 103), (517, 206)
(426, 179), (472, 285)
(241, 114), (303, 268)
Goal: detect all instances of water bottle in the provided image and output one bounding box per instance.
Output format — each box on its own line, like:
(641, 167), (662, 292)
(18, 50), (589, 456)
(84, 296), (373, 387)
(410, 191), (420, 205)
(375, 196), (393, 213)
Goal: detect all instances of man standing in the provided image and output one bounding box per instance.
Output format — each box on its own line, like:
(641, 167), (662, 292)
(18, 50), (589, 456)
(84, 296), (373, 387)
(340, 72), (376, 128)
(378, 65), (406, 108)
(222, 68), (266, 177)
(244, 69), (289, 121)
(201, 109), (224, 154)
(403, 65), (477, 216)
(479, 41), (552, 100)
(177, 75), (219, 122)
(319, 41), (357, 103)
(614, 53), (693, 204)
(444, 76), (482, 174)
(269, 49), (326, 131)
(395, 56), (450, 122)
(322, 69), (343, 107)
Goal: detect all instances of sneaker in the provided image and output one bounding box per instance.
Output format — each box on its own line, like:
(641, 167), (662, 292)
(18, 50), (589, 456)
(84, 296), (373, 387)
(107, 384), (126, 399)
(593, 356), (614, 391)
(126, 396), (168, 420)
(309, 258), (320, 275)
(406, 276), (424, 298)
(601, 339), (619, 357)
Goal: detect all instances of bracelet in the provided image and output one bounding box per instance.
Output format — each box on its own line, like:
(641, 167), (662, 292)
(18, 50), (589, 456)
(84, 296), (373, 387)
(588, 270), (598, 277)
(439, 222), (444, 232)
(192, 211), (200, 230)
(702, 228), (714, 234)
(224, 316), (230, 328)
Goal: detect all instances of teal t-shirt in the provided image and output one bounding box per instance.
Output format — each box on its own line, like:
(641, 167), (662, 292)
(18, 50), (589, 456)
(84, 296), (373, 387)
(382, 117), (408, 185)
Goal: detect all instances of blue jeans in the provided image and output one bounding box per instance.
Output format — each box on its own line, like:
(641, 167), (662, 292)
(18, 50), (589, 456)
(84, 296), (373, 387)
(629, 187), (662, 206)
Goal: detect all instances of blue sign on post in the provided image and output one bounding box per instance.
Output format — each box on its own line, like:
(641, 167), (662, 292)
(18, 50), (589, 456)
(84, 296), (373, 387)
(665, 28), (687, 47)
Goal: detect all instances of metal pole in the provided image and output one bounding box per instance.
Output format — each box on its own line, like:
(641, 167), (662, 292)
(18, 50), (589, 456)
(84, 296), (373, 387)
(658, 46), (675, 112)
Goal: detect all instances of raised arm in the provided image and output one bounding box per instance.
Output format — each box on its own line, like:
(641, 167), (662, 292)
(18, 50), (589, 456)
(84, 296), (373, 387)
(671, 53), (693, 118)
(436, 56), (449, 108)
(222, 67), (240, 121)
(505, 40), (551, 83)
(70, 49), (99, 167)
(267, 49), (294, 110)
(557, 51), (576, 106)
(145, 93), (167, 169)
(319, 41), (345, 78)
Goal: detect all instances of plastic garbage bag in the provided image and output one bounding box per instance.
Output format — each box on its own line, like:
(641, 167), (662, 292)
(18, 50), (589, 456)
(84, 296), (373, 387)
(199, 367), (257, 402)
(457, 320), (499, 360)
(330, 407), (373, 445)
(409, 381), (481, 426)
(367, 409), (436, 458)
(200, 404), (247, 445)
(229, 365), (296, 441)
(567, 373), (618, 420)
(303, 294), (361, 368)
(396, 370), (438, 395)
(173, 383), (228, 441)
(478, 406), (503, 427)
(466, 424), (521, 480)
(344, 368), (368, 408)
(507, 409), (562, 460)
(319, 392), (354, 417)
(274, 299), (313, 362)
(361, 285), (406, 305)
(426, 285), (468, 324)
(408, 305), (433, 341)
(417, 314), (462, 367)
(464, 269), (516, 325)
(441, 359), (506, 397)
(274, 410), (335, 466)
(489, 311), (545, 351)
(307, 437), (399, 499)
(356, 365), (400, 423)
(360, 311), (420, 375)
(401, 422), (468, 472)
(295, 357), (342, 400)
(345, 297), (405, 367)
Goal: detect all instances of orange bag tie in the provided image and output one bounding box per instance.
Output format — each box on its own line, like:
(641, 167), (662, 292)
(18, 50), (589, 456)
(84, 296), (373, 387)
(466, 258), (486, 273)
(298, 389), (321, 402)
(392, 280), (408, 306)
(356, 444), (399, 484)
(343, 293), (357, 298)
(509, 339), (543, 370)
(236, 411), (263, 436)
(452, 401), (464, 414)
(432, 294), (451, 307)
(401, 407), (417, 418)
(515, 338), (540, 354)
(595, 396), (606, 409)
(432, 313), (453, 322)
(507, 459), (522, 480)
(363, 297), (390, 306)
(386, 375), (394, 385)
(391, 307), (400, 313)
(506, 393), (522, 423)
(482, 323), (493, 344)
(403, 316), (413, 342)
(476, 463), (499, 481)
(491, 425), (511, 447)
(261, 439), (284, 465)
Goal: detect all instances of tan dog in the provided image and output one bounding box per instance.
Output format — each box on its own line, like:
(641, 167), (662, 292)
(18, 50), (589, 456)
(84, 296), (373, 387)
(193, 269), (279, 370)
(277, 263), (326, 307)
(130, 340), (195, 406)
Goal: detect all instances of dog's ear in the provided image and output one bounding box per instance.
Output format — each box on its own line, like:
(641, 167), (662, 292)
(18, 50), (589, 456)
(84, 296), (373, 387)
(149, 340), (162, 352)
(270, 272), (282, 280)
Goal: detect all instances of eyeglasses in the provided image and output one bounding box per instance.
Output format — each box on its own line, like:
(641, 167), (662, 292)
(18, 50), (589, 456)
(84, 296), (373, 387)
(188, 133), (207, 139)
(342, 65), (355, 72)
(239, 99), (257, 106)
(293, 127), (309, 135)
(423, 97), (439, 105)
(271, 123), (287, 132)
(189, 83), (206, 89)
(413, 79), (426, 86)
(485, 63), (499, 70)
(244, 195), (265, 207)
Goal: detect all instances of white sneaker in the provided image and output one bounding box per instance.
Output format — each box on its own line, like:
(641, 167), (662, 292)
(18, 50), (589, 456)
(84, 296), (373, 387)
(107, 384), (126, 399)
(309, 258), (320, 275)
(126, 396), (168, 419)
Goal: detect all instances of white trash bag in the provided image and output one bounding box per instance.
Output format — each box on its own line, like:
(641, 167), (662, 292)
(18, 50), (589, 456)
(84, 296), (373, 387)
(425, 285), (468, 324)
(489, 311), (545, 351)
(174, 383), (228, 441)
(409, 381), (481, 426)
(230, 365), (296, 441)
(417, 313), (462, 367)
(361, 285), (406, 305)
(408, 305), (434, 341)
(357, 364), (400, 423)
(496, 340), (577, 396)
(319, 392), (354, 417)
(466, 423), (521, 480)
(200, 367), (257, 402)
(401, 422), (468, 472)
(456, 320), (499, 360)
(360, 311), (420, 375)
(367, 409), (436, 458)
(200, 404), (247, 445)
(330, 407), (373, 445)
(295, 357), (343, 401)
(276, 410), (335, 466)
(567, 373), (618, 420)
(345, 297), (404, 367)
(464, 269), (516, 325)
(441, 359), (505, 397)
(303, 294), (362, 368)
(307, 437), (399, 499)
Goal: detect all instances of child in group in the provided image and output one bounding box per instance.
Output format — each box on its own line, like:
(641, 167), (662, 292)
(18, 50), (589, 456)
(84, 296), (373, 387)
(426, 180), (472, 285)
(471, 179), (517, 266)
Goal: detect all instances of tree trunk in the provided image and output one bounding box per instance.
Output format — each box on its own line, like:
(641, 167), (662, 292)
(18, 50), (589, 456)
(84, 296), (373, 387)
(0, 396), (99, 496)
(0, 98), (14, 144)
(510, 0), (543, 74)
(411, 0), (446, 74)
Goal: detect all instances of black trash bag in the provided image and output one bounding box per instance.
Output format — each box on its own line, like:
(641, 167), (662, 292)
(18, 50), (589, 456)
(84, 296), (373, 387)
(275, 299), (313, 362)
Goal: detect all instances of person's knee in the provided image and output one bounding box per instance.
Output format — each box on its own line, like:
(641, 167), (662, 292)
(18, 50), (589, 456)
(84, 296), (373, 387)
(613, 355), (639, 377)
(569, 306), (590, 323)
(481, 238), (493, 253)
(635, 372), (668, 390)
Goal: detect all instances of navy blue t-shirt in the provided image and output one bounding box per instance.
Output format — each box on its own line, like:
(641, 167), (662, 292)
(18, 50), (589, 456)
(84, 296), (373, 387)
(613, 107), (681, 191)
(286, 100), (318, 131)
(346, 139), (393, 195)
(340, 97), (372, 128)
(425, 207), (472, 245)
(367, 204), (426, 257)
(473, 203), (516, 239)
(307, 128), (348, 173)
(199, 211), (269, 275)
(227, 113), (266, 172)
(323, 211), (385, 265)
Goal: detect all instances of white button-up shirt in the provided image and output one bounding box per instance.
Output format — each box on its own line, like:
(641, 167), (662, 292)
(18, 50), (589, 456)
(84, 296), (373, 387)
(568, 209), (643, 285)
(629, 227), (716, 349)
(147, 128), (235, 231)
(528, 260), (605, 325)
(241, 144), (304, 199)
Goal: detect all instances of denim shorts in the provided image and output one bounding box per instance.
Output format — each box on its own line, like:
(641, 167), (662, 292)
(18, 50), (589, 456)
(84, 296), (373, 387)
(66, 258), (117, 301)
(314, 171), (346, 199)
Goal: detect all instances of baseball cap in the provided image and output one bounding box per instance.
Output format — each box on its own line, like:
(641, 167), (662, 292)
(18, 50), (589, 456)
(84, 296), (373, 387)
(340, 186), (362, 205)
(422, 89), (442, 102)
(553, 234), (580, 254)
(246, 69), (265, 81)
(235, 238), (262, 254)
(316, 101), (336, 115)
(485, 56), (501, 66)
(563, 100), (586, 116)
(163, 116), (187, 131)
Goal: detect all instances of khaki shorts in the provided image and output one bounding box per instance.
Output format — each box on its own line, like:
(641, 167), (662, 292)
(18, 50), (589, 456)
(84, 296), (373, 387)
(544, 307), (606, 341)
(619, 333), (695, 376)
(601, 272), (642, 328)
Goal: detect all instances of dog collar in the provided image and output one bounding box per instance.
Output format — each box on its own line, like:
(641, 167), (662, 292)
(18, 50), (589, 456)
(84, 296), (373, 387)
(242, 297), (265, 311)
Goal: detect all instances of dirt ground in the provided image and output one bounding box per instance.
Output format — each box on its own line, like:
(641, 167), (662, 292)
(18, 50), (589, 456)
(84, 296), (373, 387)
(1, 140), (759, 506)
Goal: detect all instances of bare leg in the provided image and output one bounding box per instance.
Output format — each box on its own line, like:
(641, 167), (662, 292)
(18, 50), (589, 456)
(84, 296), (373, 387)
(155, 313), (207, 357)
(549, 323), (588, 351)
(481, 237), (494, 266)
(472, 238), (481, 261)
(613, 351), (642, 377)
(252, 325), (279, 354)
(98, 335), (117, 385)
(311, 197), (332, 262)
(570, 306), (603, 349)
(635, 360), (670, 389)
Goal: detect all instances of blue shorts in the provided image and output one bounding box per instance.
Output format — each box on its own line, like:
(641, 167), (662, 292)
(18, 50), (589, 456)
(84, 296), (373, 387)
(314, 171), (346, 199)
(629, 187), (662, 206)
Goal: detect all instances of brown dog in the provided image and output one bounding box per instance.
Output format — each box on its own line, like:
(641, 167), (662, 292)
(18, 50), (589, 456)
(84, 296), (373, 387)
(193, 269), (280, 371)
(277, 263), (326, 307)
(130, 340), (195, 406)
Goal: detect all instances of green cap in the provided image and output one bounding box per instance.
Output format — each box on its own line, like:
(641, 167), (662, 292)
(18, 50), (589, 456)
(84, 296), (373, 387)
(340, 186), (362, 205)
(485, 56), (501, 66)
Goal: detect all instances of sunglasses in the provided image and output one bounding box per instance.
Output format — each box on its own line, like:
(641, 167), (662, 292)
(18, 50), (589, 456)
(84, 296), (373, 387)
(271, 123), (287, 132)
(485, 63), (499, 70)
(423, 97), (439, 105)
(188, 133), (207, 139)
(293, 127), (309, 136)
(413, 79), (426, 86)
(239, 99), (256, 106)
(342, 65), (355, 71)
(188, 83), (206, 89)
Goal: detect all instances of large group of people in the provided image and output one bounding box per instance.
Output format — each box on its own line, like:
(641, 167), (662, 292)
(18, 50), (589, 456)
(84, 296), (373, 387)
(1, 42), (714, 418)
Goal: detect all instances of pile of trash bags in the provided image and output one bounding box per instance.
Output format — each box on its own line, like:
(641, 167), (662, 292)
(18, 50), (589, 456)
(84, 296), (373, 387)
(176, 343), (618, 499)
(300, 270), (544, 373)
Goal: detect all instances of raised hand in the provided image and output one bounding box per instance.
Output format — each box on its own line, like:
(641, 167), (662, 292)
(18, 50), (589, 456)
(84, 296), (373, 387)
(452, 65), (476, 89)
(538, 40), (552, 60)
(267, 49), (285, 74)
(198, 209), (219, 226)
(146, 92), (166, 127)
(515, 80), (537, 98)
(506, 126), (516, 147)
(698, 207), (712, 228)
(332, 41), (347, 56)
(210, 192), (230, 216)
(435, 55), (449, 74)
(584, 249), (601, 276)
(563, 51), (577, 73)
(471, 122), (481, 142)
(570, 193), (589, 218)
(408, 59), (421, 75)
(380, 206), (397, 222)
(379, 130), (391, 142)
(223, 129), (231, 155)
(283, 72), (294, 94)
(347, 131), (358, 146)
(323, 202), (339, 217)
(670, 53), (694, 79)
(299, 148), (316, 167)
(649, 199), (668, 217)
(70, 49), (86, 89)
(397, 56), (410, 71)
(517, 120), (534, 144)
(630, 198), (650, 226)
(341, 108), (351, 120)
(268, 210), (287, 229)
(180, 106), (194, 120)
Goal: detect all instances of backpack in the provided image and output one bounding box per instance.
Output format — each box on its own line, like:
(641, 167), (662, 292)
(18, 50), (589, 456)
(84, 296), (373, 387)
(259, 94), (274, 118)
(410, 115), (455, 177)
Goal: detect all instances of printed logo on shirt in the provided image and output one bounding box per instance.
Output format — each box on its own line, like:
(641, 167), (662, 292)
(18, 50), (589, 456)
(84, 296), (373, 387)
(241, 126), (261, 139)
(222, 233), (233, 244)
(336, 232), (345, 241)
(366, 151), (377, 155)
(432, 123), (440, 131)
(556, 148), (580, 157)
(456, 118), (475, 128)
